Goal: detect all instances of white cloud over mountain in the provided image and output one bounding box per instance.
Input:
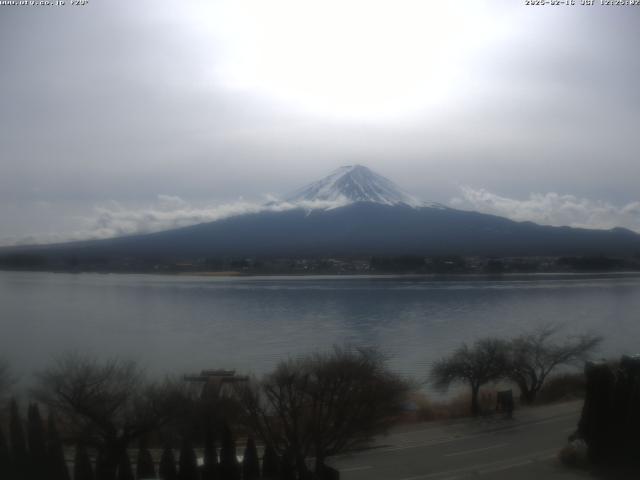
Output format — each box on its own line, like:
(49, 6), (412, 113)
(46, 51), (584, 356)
(451, 187), (640, 233)
(2, 185), (639, 247)
(0, 195), (349, 246)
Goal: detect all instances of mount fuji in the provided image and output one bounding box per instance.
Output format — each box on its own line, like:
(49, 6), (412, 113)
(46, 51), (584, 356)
(2, 165), (640, 266)
(285, 164), (431, 208)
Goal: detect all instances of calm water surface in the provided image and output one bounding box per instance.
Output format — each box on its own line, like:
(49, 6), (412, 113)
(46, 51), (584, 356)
(1, 271), (639, 387)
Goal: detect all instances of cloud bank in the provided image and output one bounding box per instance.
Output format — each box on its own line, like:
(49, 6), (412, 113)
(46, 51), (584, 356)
(451, 187), (640, 233)
(0, 196), (349, 246)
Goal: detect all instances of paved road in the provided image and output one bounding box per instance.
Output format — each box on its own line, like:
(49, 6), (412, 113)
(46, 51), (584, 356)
(329, 401), (593, 480)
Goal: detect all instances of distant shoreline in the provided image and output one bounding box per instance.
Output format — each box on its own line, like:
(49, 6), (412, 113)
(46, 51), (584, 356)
(3, 269), (640, 281)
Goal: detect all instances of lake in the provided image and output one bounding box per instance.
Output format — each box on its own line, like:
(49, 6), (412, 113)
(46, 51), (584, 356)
(1, 271), (639, 391)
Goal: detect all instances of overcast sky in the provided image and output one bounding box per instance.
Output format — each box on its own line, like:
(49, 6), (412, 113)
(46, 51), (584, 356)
(1, 0), (639, 244)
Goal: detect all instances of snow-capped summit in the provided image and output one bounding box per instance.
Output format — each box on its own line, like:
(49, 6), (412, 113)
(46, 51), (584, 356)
(286, 165), (430, 208)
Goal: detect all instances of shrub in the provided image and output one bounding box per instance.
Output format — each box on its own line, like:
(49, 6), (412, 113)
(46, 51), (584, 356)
(537, 373), (585, 404)
(414, 390), (500, 422)
(559, 439), (588, 468)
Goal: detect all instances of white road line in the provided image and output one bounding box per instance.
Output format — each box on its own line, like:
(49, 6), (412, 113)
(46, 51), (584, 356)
(443, 443), (508, 457)
(342, 433), (490, 457)
(480, 459), (533, 474)
(478, 452), (557, 475)
(397, 448), (558, 480)
(391, 410), (578, 439)
(347, 412), (577, 457)
(340, 465), (372, 472)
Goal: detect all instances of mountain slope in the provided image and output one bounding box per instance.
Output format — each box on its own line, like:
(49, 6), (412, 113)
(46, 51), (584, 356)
(7, 203), (640, 261)
(2, 165), (640, 264)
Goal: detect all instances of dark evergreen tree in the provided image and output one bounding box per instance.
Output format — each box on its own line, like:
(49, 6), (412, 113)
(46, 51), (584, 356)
(242, 437), (260, 480)
(95, 449), (112, 480)
(27, 404), (47, 477)
(136, 438), (156, 479)
(116, 451), (135, 480)
(261, 444), (279, 480)
(178, 439), (198, 480)
(159, 446), (178, 480)
(74, 444), (95, 480)
(9, 399), (28, 479)
(201, 426), (218, 480)
(279, 451), (295, 480)
(0, 427), (12, 480)
(219, 424), (240, 480)
(47, 413), (71, 480)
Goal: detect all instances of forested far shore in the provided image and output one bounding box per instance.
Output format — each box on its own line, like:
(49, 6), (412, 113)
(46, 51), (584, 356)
(1, 253), (640, 276)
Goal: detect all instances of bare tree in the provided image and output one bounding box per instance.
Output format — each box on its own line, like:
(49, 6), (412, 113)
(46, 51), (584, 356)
(238, 346), (411, 478)
(34, 353), (187, 480)
(430, 338), (509, 416)
(507, 326), (602, 404)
